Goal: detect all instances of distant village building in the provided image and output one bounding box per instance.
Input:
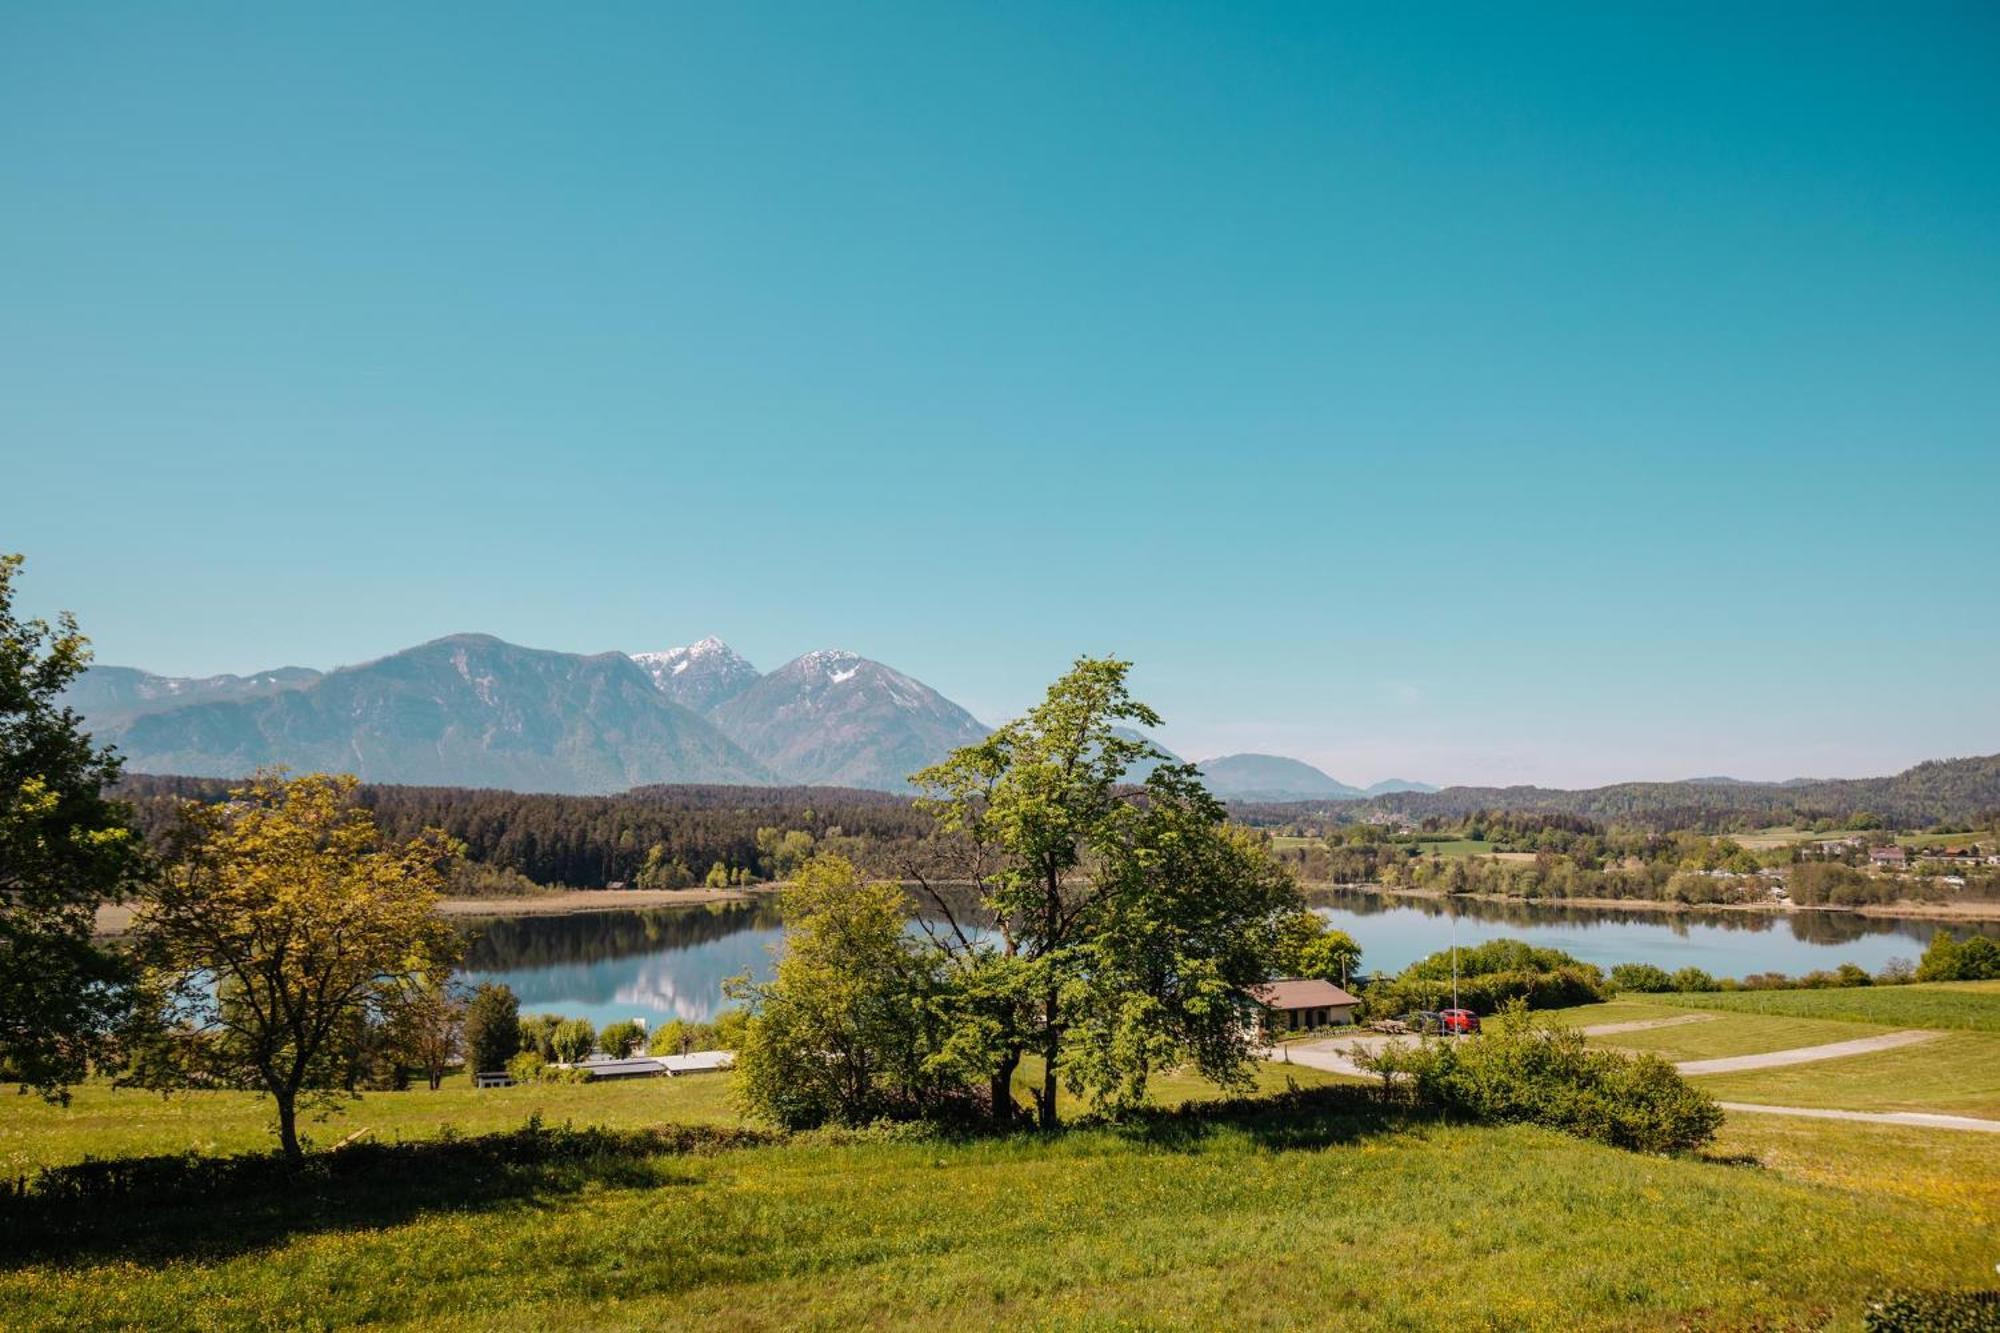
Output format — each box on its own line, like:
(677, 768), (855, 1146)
(1868, 846), (1908, 868)
(1247, 978), (1360, 1036)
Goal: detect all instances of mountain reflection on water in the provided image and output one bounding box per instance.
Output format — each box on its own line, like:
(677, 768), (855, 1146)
(459, 891), (1998, 1026)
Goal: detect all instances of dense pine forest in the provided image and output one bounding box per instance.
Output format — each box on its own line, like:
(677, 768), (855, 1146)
(115, 776), (934, 891)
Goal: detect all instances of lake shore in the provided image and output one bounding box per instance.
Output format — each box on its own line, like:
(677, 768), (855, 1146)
(94, 885), (777, 936)
(1322, 883), (2000, 923)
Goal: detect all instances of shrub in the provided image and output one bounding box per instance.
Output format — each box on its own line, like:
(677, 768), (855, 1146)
(1367, 965), (1608, 1017)
(1864, 1288), (2000, 1331)
(1610, 963), (1674, 993)
(1357, 1003), (1723, 1154)
(549, 1018), (596, 1065)
(504, 1051), (546, 1084)
(1670, 967), (1718, 993)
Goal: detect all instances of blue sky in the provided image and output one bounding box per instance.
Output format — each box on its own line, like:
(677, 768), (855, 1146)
(4, 3), (1997, 787)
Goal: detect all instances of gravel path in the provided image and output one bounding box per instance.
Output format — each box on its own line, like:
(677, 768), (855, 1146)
(1717, 1102), (2000, 1134)
(1579, 1014), (1717, 1037)
(1675, 1029), (1938, 1076)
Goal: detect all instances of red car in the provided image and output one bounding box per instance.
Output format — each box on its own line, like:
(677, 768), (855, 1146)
(1439, 1008), (1481, 1035)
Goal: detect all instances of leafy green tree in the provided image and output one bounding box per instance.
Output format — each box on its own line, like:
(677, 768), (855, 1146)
(461, 982), (521, 1075)
(1916, 932), (2000, 982)
(914, 656), (1300, 1128)
(518, 1013), (562, 1060)
(383, 971), (463, 1090)
(731, 856), (953, 1128)
(124, 773), (459, 1162)
(1279, 914), (1363, 987)
(704, 861), (731, 889)
(549, 1017), (596, 1064)
(1670, 966), (1718, 993)
(0, 554), (146, 1100)
(598, 1018), (645, 1058)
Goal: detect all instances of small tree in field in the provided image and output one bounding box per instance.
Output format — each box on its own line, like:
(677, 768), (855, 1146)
(462, 982), (521, 1074)
(731, 855), (953, 1129)
(549, 1017), (596, 1064)
(385, 972), (464, 1091)
(598, 1018), (645, 1058)
(125, 773), (459, 1162)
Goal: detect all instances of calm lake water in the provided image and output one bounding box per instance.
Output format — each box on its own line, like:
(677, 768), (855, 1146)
(459, 890), (2000, 1026)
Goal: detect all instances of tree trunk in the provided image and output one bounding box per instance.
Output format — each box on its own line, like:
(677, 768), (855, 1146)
(990, 1048), (1021, 1127)
(1038, 1035), (1060, 1131)
(275, 1086), (303, 1165)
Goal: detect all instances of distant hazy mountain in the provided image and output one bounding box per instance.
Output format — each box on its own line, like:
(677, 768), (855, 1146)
(630, 636), (759, 713)
(61, 664), (322, 728)
(708, 649), (989, 789)
(1323, 755), (2000, 829)
(1364, 778), (1439, 796)
(95, 634), (774, 793)
(1197, 753), (1366, 801)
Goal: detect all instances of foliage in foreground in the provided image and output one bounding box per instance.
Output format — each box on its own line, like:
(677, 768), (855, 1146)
(1358, 1003), (1723, 1154)
(0, 552), (144, 1100)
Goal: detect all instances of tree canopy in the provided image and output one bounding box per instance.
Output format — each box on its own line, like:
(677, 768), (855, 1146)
(124, 772), (459, 1161)
(0, 553), (145, 1100)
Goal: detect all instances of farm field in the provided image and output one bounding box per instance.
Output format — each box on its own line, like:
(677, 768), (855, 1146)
(1643, 980), (2000, 1032)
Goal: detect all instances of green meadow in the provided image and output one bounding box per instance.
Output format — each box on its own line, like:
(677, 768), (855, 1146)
(7, 984), (1999, 1330)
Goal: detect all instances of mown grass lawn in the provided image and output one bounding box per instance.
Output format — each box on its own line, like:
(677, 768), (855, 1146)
(4, 1106), (1995, 1332)
(1692, 1031), (2000, 1119)
(1644, 980), (2000, 1032)
(1584, 1011), (1887, 1061)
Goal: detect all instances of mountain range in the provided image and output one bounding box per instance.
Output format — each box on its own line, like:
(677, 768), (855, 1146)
(67, 634), (987, 793)
(65, 635), (1442, 797)
(1193, 753), (1437, 802)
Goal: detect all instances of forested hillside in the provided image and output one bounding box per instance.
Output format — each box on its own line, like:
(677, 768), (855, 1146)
(115, 776), (931, 891)
(1234, 754), (2000, 831)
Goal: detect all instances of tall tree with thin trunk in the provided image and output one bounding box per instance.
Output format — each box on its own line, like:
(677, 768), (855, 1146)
(126, 772), (459, 1162)
(914, 657), (1299, 1129)
(0, 553), (144, 1100)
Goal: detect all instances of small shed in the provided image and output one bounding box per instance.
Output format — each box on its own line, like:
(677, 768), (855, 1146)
(1247, 978), (1361, 1036)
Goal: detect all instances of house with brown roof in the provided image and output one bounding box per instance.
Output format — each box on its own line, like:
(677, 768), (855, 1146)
(1869, 845), (1908, 868)
(1247, 978), (1360, 1037)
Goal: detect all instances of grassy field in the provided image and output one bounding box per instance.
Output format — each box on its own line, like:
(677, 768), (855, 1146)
(1644, 980), (2000, 1032)
(1693, 1031), (2000, 1120)
(5, 1101), (1997, 1330)
(0, 1062), (1350, 1175)
(1585, 1013), (1888, 1061)
(9, 993), (2000, 1329)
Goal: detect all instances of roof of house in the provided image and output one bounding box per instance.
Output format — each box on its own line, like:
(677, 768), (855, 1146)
(1870, 846), (1907, 859)
(1248, 978), (1360, 1010)
(660, 1050), (735, 1074)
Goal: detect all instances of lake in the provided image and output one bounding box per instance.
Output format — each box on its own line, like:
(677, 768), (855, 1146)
(459, 890), (2000, 1026)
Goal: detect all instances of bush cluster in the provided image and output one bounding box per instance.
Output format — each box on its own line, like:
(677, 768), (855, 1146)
(1358, 1003), (1723, 1154)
